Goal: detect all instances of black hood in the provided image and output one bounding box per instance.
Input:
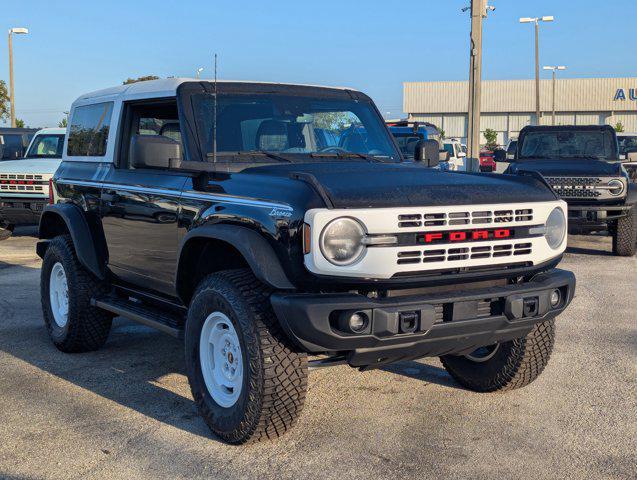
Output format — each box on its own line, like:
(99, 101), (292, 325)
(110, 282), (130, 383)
(508, 159), (622, 177)
(245, 162), (556, 208)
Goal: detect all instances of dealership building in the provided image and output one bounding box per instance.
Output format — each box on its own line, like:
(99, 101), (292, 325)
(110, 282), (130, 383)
(404, 77), (637, 145)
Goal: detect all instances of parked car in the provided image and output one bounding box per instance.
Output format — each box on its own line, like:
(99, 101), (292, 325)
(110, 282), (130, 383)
(479, 149), (496, 172)
(442, 138), (467, 171)
(0, 128), (66, 240)
(0, 127), (38, 161)
(37, 78), (574, 444)
(496, 125), (637, 256)
(386, 122), (449, 170)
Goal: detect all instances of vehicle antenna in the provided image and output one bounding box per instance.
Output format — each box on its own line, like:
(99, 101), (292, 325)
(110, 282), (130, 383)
(213, 53), (218, 164)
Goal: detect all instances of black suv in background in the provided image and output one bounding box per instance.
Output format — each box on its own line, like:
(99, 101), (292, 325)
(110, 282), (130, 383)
(37, 79), (575, 444)
(497, 125), (637, 256)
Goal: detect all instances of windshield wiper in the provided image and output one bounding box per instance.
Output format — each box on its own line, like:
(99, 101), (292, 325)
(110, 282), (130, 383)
(210, 150), (293, 163)
(310, 152), (383, 163)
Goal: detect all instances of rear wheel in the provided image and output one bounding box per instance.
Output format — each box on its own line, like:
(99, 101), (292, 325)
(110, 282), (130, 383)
(612, 207), (637, 257)
(185, 269), (308, 444)
(41, 235), (113, 352)
(440, 319), (555, 392)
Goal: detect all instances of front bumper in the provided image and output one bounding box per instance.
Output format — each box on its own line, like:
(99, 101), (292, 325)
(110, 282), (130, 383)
(271, 269), (575, 368)
(0, 197), (47, 225)
(567, 204), (631, 232)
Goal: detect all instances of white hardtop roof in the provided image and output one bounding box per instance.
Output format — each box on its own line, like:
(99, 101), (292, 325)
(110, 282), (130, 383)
(617, 132), (637, 136)
(74, 78), (357, 104)
(34, 127), (66, 135)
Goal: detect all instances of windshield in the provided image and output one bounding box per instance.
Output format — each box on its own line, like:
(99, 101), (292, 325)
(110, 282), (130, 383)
(191, 93), (400, 163)
(618, 135), (637, 156)
(519, 130), (616, 160)
(25, 134), (65, 158)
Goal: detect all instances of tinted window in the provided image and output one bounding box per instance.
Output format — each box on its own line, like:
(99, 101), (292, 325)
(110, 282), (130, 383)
(392, 133), (424, 159)
(26, 134), (65, 158)
(507, 140), (517, 155)
(443, 143), (454, 157)
(67, 102), (114, 156)
(618, 136), (637, 155)
(1, 134), (26, 159)
(519, 130), (615, 160)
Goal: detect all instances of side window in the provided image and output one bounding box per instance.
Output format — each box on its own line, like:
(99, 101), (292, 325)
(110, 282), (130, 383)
(67, 102), (114, 156)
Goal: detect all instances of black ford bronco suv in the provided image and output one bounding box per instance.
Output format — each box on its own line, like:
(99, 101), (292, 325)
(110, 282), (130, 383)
(37, 79), (575, 444)
(497, 125), (637, 256)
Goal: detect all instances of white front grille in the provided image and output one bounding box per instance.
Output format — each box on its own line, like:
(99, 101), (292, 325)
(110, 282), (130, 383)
(0, 173), (50, 196)
(304, 200), (567, 279)
(398, 208), (533, 228)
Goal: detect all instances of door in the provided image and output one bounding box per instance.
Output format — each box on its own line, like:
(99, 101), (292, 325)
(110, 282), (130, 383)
(100, 100), (187, 296)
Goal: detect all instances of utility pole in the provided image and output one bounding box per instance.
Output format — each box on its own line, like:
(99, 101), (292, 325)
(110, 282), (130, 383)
(7, 27), (29, 128)
(520, 16), (553, 125)
(466, 0), (494, 171)
(543, 65), (566, 125)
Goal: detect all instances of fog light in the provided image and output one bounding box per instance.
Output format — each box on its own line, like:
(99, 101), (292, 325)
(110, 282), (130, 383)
(348, 312), (369, 333)
(549, 289), (562, 308)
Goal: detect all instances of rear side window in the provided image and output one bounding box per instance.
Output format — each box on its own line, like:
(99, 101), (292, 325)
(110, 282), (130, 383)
(67, 102), (114, 156)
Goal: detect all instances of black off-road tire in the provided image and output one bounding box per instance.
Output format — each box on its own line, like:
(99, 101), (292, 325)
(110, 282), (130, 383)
(0, 224), (14, 241)
(41, 235), (113, 352)
(440, 319), (555, 392)
(185, 269), (308, 444)
(612, 207), (637, 257)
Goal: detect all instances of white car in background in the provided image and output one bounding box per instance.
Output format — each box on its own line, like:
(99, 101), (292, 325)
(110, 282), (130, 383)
(617, 133), (637, 182)
(0, 128), (66, 240)
(442, 138), (467, 171)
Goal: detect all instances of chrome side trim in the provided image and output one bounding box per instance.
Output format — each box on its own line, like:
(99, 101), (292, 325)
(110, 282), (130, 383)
(55, 180), (292, 211)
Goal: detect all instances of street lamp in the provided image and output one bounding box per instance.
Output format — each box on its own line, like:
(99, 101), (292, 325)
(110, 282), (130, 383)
(543, 65), (566, 125)
(196, 67), (204, 79)
(8, 27), (29, 128)
(519, 16), (554, 125)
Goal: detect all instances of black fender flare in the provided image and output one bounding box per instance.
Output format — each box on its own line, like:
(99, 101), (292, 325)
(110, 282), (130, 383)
(38, 204), (105, 279)
(625, 182), (637, 207)
(176, 224), (295, 298)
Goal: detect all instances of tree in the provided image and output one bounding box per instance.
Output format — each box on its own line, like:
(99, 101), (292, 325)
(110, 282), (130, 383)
(313, 111), (352, 131)
(0, 80), (9, 122)
(15, 118), (25, 128)
(123, 75), (160, 85)
(615, 122), (625, 133)
(58, 117), (67, 128)
(483, 128), (498, 150)
(438, 128), (445, 139)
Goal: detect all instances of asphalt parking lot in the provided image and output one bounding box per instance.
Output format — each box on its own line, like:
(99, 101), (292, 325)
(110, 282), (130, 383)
(0, 227), (635, 480)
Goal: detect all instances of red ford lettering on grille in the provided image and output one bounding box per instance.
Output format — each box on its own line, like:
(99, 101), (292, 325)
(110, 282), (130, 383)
(418, 228), (511, 244)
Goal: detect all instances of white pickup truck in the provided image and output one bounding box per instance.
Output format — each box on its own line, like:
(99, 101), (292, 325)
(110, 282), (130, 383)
(0, 128), (66, 240)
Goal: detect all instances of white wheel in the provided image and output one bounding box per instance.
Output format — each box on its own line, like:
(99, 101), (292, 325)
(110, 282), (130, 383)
(199, 311), (243, 408)
(49, 262), (69, 328)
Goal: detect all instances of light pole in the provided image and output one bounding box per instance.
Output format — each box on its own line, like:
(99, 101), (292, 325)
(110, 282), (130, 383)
(196, 67), (204, 79)
(519, 16), (553, 125)
(8, 27), (29, 128)
(543, 65), (566, 125)
(464, 0), (495, 171)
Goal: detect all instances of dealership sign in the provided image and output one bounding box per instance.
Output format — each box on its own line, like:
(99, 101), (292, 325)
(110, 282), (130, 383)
(614, 88), (637, 101)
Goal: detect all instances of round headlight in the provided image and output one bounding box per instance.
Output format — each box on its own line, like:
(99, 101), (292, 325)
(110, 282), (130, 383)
(319, 217), (366, 265)
(607, 179), (625, 196)
(545, 207), (566, 250)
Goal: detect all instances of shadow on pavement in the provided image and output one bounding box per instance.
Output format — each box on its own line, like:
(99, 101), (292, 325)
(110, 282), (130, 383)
(565, 245), (613, 256)
(381, 360), (461, 389)
(0, 310), (217, 442)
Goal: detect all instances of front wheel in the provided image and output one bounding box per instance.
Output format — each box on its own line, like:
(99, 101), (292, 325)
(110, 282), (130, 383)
(440, 319), (555, 392)
(612, 207), (637, 257)
(0, 223), (14, 241)
(185, 269), (308, 444)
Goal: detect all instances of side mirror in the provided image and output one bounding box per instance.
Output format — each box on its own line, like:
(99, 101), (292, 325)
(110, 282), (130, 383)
(130, 134), (181, 169)
(494, 149), (507, 162)
(415, 139), (440, 168)
(457, 151), (467, 158)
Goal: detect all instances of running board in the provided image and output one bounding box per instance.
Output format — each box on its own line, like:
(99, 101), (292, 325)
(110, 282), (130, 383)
(91, 297), (184, 339)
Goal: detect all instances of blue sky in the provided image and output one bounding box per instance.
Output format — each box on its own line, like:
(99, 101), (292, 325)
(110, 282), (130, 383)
(2, 0), (635, 127)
